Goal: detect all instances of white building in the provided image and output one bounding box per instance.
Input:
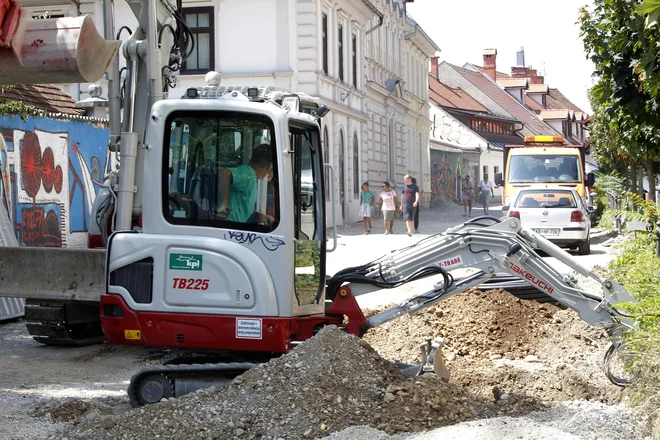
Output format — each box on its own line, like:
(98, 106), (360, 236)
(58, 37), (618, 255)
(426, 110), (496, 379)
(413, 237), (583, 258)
(16, 0), (438, 224)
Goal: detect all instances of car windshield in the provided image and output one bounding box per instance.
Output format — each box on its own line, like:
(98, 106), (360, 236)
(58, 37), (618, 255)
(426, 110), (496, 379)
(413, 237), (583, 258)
(508, 154), (581, 183)
(513, 190), (577, 208)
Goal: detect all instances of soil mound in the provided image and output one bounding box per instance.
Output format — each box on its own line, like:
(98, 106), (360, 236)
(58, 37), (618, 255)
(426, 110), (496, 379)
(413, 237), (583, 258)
(364, 289), (623, 405)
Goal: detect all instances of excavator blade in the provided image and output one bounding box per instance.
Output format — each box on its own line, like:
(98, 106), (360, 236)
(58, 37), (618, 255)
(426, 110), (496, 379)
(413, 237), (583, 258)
(0, 247), (106, 302)
(0, 14), (121, 84)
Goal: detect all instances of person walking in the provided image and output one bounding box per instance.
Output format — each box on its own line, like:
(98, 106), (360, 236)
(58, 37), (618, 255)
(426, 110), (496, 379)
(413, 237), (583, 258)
(378, 182), (398, 235)
(411, 177), (420, 233)
(400, 174), (420, 237)
(359, 182), (374, 234)
(477, 173), (495, 216)
(462, 175), (474, 217)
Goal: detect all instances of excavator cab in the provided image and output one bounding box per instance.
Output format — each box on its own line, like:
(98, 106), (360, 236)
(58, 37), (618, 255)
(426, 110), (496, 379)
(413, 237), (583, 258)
(101, 90), (330, 353)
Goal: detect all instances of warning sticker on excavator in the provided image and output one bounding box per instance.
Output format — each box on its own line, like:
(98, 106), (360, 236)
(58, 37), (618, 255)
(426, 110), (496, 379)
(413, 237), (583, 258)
(439, 255), (463, 270)
(236, 318), (262, 339)
(124, 330), (141, 340)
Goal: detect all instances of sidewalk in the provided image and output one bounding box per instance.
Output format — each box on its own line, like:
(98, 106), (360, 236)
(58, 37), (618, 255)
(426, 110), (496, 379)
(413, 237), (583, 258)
(326, 200), (503, 309)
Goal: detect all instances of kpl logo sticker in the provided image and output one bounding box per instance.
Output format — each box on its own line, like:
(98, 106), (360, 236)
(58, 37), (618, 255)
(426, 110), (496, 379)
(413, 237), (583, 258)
(169, 253), (203, 271)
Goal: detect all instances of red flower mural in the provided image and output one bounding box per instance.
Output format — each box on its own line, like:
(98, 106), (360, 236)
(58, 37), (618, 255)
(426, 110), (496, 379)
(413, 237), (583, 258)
(21, 132), (43, 198)
(41, 147), (55, 193)
(54, 165), (63, 194)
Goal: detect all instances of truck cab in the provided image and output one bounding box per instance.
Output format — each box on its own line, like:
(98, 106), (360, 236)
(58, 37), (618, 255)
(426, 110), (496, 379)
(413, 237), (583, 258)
(496, 136), (595, 208)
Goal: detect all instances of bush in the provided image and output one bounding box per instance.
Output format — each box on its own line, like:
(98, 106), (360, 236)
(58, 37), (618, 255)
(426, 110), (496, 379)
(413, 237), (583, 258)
(608, 234), (660, 419)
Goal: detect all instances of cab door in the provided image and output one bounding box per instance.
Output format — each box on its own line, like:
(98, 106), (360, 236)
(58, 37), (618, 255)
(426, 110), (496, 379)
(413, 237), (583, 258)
(291, 124), (326, 306)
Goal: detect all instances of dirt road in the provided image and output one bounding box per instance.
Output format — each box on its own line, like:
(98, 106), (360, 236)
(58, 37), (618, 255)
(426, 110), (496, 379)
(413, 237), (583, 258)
(0, 202), (647, 439)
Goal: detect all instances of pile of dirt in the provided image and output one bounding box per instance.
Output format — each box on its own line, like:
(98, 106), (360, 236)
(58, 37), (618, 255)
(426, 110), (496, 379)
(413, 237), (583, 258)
(364, 288), (561, 363)
(33, 399), (112, 422)
(61, 326), (543, 440)
(364, 289), (623, 405)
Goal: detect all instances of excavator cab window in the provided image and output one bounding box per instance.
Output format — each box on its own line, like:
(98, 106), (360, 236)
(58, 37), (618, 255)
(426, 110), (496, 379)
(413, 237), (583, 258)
(163, 110), (279, 233)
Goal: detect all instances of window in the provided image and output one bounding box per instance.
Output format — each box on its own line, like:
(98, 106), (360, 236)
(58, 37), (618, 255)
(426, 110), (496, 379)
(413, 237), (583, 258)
(338, 24), (344, 82)
(353, 134), (359, 197)
(494, 166), (500, 176)
(163, 111), (278, 232)
(322, 13), (328, 75)
(508, 155), (582, 183)
(352, 34), (357, 88)
(182, 8), (214, 74)
(483, 166), (488, 177)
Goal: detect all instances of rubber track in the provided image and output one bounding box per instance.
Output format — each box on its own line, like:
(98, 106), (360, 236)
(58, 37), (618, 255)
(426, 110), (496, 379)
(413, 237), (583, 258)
(128, 362), (260, 408)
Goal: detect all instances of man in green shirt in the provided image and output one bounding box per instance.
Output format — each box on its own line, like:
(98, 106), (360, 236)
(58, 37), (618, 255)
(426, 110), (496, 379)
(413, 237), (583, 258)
(217, 144), (274, 223)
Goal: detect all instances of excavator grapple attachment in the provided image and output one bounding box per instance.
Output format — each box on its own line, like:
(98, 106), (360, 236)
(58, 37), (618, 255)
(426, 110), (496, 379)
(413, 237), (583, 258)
(0, 15), (120, 85)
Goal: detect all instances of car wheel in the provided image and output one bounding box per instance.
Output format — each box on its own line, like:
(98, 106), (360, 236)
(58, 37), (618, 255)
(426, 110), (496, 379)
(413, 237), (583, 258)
(578, 238), (591, 255)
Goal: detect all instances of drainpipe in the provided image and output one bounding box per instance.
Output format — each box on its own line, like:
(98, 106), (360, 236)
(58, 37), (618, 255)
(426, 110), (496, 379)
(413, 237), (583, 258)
(404, 25), (418, 40)
(514, 122), (525, 136)
(363, 0), (383, 35)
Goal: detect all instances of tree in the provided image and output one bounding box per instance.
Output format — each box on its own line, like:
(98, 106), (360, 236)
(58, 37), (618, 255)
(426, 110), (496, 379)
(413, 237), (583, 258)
(580, 0), (660, 200)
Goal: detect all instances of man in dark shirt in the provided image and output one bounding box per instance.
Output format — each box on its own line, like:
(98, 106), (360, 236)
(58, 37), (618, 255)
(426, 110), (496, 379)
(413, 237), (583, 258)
(400, 174), (420, 237)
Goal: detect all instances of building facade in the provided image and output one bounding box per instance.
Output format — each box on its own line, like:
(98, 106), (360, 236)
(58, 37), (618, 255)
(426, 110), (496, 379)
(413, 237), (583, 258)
(18, 0), (437, 225)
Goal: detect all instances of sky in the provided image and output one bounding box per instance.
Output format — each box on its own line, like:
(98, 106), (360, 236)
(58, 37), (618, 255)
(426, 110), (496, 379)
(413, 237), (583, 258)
(404, 0), (596, 114)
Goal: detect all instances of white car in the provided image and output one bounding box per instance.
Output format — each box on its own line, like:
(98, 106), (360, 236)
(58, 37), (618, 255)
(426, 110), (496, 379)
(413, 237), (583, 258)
(506, 188), (593, 255)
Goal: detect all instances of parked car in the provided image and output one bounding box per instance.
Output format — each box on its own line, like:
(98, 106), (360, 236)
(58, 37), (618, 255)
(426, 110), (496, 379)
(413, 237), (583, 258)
(506, 188), (593, 255)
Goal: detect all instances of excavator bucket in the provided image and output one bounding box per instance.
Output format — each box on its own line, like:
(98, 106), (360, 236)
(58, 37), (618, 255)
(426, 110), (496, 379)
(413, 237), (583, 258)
(0, 14), (120, 84)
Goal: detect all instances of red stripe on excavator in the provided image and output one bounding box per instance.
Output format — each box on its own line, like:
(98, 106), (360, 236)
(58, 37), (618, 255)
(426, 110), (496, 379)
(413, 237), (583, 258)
(99, 294), (355, 353)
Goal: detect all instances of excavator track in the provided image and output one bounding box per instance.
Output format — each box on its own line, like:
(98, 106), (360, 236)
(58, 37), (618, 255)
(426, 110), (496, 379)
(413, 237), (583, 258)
(24, 299), (105, 346)
(128, 362), (260, 407)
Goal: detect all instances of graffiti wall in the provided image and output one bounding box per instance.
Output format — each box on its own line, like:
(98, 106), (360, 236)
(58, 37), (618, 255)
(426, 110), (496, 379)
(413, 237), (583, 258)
(0, 115), (111, 248)
(430, 150), (479, 201)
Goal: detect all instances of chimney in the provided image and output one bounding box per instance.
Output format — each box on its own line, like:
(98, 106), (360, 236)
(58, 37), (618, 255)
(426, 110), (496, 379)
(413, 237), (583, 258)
(483, 48), (497, 80)
(516, 46), (525, 67)
(431, 56), (439, 78)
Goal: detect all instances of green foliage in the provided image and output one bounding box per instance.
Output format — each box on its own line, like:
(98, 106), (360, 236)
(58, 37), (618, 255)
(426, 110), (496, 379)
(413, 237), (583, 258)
(592, 173), (627, 226)
(580, 1), (660, 185)
(621, 191), (660, 226)
(0, 85), (43, 121)
(608, 235), (660, 415)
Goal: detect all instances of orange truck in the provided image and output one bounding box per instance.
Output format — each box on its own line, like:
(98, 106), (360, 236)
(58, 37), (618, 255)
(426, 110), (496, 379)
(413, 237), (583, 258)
(494, 136), (595, 208)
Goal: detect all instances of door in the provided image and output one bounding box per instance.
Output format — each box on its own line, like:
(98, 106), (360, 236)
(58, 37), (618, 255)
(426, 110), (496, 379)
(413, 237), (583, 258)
(291, 123), (326, 306)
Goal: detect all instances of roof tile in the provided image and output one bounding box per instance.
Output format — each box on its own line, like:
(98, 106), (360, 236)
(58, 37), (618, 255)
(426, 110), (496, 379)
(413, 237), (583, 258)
(539, 109), (570, 120)
(428, 76), (491, 114)
(0, 84), (82, 116)
(446, 63), (559, 136)
(546, 88), (584, 113)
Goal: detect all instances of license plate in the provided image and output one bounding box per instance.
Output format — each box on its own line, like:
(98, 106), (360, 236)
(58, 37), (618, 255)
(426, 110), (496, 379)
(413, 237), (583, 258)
(532, 228), (560, 236)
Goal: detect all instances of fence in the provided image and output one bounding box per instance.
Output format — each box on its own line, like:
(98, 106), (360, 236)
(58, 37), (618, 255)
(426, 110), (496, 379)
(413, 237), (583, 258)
(607, 189), (660, 256)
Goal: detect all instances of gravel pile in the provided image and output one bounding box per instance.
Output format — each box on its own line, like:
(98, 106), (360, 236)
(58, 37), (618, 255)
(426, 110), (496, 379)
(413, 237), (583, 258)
(60, 326), (543, 440)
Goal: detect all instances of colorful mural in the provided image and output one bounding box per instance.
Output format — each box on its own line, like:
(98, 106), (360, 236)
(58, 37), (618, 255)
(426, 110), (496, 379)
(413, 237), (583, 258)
(0, 115), (111, 247)
(430, 150), (479, 201)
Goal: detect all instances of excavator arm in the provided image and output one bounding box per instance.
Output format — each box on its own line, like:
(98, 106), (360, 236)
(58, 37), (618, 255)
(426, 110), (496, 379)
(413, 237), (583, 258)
(328, 215), (636, 385)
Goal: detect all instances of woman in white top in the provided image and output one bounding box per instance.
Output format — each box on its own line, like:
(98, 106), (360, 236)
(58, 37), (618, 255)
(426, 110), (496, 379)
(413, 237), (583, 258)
(477, 173), (495, 216)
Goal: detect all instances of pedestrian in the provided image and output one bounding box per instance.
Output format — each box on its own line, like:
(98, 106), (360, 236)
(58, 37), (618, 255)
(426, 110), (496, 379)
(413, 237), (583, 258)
(477, 173), (495, 216)
(411, 177), (420, 233)
(359, 182), (375, 234)
(400, 174), (420, 237)
(378, 182), (398, 235)
(462, 175), (474, 217)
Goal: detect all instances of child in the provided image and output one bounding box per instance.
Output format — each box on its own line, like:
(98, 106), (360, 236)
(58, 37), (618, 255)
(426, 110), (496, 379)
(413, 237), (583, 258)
(359, 182), (374, 234)
(378, 182), (398, 235)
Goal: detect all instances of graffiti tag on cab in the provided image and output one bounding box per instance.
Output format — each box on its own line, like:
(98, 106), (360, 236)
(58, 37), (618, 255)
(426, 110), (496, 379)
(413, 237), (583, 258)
(224, 231), (285, 251)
